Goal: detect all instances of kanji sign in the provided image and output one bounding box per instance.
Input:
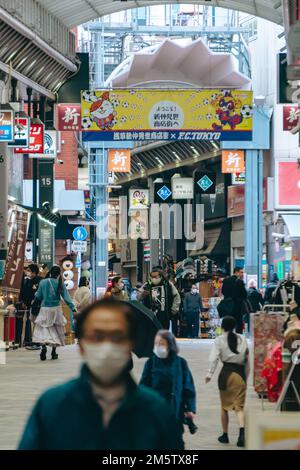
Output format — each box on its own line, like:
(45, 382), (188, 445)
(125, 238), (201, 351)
(194, 171), (216, 195)
(72, 240), (87, 253)
(154, 183), (173, 203)
(108, 149), (131, 173)
(8, 115), (30, 148)
(57, 104), (81, 131)
(275, 160), (300, 209)
(0, 110), (14, 142)
(283, 105), (300, 131)
(15, 120), (44, 154)
(222, 150), (245, 173)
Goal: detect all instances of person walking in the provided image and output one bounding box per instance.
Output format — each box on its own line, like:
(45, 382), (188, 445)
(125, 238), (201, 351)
(73, 276), (91, 312)
(221, 267), (248, 334)
(130, 282), (143, 301)
(247, 280), (263, 313)
(18, 299), (183, 450)
(264, 273), (279, 304)
(17, 264), (41, 348)
(205, 316), (249, 448)
(140, 330), (196, 440)
(183, 284), (203, 338)
(139, 267), (181, 329)
(32, 266), (77, 361)
(105, 276), (129, 301)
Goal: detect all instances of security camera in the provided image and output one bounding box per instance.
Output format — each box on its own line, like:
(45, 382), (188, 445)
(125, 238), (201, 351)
(55, 159), (64, 165)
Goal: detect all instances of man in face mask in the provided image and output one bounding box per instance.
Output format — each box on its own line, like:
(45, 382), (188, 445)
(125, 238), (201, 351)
(18, 298), (183, 450)
(139, 267), (181, 330)
(183, 284), (203, 339)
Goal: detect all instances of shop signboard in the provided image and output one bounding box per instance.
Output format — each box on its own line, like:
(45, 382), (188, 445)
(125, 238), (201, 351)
(0, 144), (8, 254)
(15, 120), (44, 154)
(227, 185), (245, 218)
(8, 115), (30, 148)
(222, 150), (245, 173)
(108, 149), (131, 173)
(2, 211), (28, 291)
(129, 210), (148, 240)
(81, 89), (253, 141)
(129, 189), (149, 209)
(71, 240), (87, 253)
(154, 182), (173, 203)
(39, 160), (54, 266)
(56, 103), (81, 131)
(0, 109), (14, 142)
(194, 171), (216, 195)
(232, 172), (245, 184)
(283, 105), (300, 131)
(275, 160), (300, 209)
(172, 177), (194, 199)
(43, 130), (57, 158)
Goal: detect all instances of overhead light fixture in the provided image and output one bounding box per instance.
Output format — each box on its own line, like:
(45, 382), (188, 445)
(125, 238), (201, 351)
(172, 151), (181, 161)
(211, 142), (219, 150)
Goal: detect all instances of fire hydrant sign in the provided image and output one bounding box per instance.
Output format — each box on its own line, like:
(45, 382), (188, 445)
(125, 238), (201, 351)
(71, 241), (87, 253)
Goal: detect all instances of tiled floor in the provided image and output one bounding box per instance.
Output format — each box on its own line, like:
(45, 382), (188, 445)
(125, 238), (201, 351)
(0, 339), (275, 450)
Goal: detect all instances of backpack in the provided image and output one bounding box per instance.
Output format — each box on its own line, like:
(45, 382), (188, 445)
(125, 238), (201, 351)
(217, 297), (235, 318)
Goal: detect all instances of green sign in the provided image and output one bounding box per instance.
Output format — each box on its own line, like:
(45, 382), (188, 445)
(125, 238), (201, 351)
(277, 261), (284, 281)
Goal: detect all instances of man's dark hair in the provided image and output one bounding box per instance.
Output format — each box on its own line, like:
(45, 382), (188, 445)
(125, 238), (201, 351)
(233, 267), (242, 274)
(75, 298), (138, 341)
(27, 264), (39, 275)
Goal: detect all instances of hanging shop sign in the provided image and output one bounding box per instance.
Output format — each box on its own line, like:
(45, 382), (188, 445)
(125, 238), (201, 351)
(275, 160), (300, 209)
(154, 182), (173, 203)
(39, 160), (54, 266)
(227, 185), (245, 218)
(108, 149), (131, 172)
(56, 103), (81, 131)
(232, 172), (245, 184)
(283, 105), (300, 131)
(8, 115), (30, 148)
(129, 189), (149, 210)
(2, 211), (28, 291)
(222, 150), (245, 173)
(81, 89), (253, 142)
(43, 130), (57, 158)
(194, 171), (216, 195)
(0, 144), (8, 254)
(129, 210), (148, 240)
(172, 177), (194, 199)
(15, 120), (44, 154)
(0, 109), (14, 142)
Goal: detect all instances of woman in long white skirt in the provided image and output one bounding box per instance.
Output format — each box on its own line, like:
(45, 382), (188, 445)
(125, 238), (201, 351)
(32, 266), (76, 361)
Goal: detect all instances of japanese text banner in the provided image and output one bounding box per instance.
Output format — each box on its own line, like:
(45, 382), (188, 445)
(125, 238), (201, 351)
(81, 89), (253, 142)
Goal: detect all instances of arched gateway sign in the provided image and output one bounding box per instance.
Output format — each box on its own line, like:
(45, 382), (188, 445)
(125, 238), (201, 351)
(81, 88), (253, 142)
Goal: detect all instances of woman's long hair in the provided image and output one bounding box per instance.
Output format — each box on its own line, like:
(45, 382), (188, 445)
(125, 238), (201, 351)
(47, 266), (63, 296)
(222, 316), (239, 354)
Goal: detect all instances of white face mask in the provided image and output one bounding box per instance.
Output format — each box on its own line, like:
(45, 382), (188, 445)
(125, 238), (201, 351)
(82, 341), (130, 385)
(154, 345), (168, 359)
(191, 288), (198, 294)
(151, 277), (161, 286)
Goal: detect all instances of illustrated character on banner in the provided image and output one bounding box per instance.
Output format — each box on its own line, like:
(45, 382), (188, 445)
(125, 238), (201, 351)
(210, 90), (252, 132)
(89, 92), (116, 130)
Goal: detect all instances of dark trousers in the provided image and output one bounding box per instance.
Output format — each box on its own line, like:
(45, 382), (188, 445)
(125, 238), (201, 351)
(186, 310), (200, 338)
(157, 311), (171, 330)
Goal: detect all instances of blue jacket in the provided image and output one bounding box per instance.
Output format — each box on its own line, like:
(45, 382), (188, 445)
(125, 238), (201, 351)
(18, 365), (183, 450)
(35, 278), (75, 310)
(140, 354), (196, 423)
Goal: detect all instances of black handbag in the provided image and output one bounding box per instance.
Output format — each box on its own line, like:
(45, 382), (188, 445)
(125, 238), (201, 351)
(30, 297), (41, 318)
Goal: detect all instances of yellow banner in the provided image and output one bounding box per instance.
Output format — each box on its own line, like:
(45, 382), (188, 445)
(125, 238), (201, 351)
(81, 89), (253, 141)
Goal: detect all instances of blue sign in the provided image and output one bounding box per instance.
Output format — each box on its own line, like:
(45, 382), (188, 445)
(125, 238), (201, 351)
(73, 226), (88, 241)
(197, 175), (213, 192)
(154, 182), (172, 203)
(75, 252), (81, 268)
(157, 185), (172, 201)
(0, 110), (14, 142)
(83, 130), (252, 142)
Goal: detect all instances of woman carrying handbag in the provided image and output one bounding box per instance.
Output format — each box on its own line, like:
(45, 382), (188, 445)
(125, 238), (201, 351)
(32, 266), (77, 361)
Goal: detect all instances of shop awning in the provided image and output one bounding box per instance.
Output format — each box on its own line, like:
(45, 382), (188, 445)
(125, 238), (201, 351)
(282, 214), (300, 239)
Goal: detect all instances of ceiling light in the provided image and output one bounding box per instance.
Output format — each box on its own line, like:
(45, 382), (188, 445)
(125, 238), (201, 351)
(211, 142), (219, 150)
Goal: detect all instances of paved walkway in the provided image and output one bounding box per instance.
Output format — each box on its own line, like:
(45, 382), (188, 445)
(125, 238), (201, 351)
(0, 340), (274, 450)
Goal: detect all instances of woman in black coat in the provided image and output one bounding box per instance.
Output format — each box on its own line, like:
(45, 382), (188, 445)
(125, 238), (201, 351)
(140, 330), (196, 435)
